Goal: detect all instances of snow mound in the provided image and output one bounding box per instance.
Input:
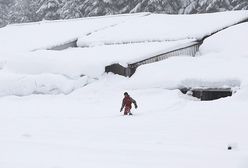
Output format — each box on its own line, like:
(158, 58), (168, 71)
(128, 55), (246, 90)
(0, 72), (93, 97)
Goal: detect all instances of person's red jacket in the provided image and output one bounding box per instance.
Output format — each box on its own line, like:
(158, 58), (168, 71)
(120, 94), (137, 112)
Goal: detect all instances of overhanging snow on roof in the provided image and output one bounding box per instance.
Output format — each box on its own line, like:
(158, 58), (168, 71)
(105, 40), (201, 77)
(180, 87), (234, 101)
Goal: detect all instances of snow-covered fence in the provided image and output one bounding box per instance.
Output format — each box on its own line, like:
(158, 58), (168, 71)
(105, 41), (201, 77)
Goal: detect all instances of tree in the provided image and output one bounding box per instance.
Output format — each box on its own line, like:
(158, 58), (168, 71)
(37, 0), (62, 20)
(8, 0), (40, 23)
(1, 0), (248, 26)
(232, 0), (248, 10)
(59, 0), (82, 19)
(0, 0), (14, 26)
(178, 0), (233, 14)
(78, 0), (115, 17)
(204, 0), (232, 13)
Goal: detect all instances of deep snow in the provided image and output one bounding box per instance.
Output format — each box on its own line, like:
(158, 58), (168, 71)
(0, 13), (148, 52)
(1, 11), (248, 168)
(77, 11), (248, 46)
(1, 78), (248, 168)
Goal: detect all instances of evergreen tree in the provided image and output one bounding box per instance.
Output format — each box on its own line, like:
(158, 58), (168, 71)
(0, 0), (247, 26)
(0, 0), (14, 27)
(8, 0), (40, 23)
(179, 0), (233, 14)
(59, 0), (82, 19)
(204, 0), (232, 13)
(37, 0), (62, 20)
(232, 0), (248, 10)
(79, 0), (116, 17)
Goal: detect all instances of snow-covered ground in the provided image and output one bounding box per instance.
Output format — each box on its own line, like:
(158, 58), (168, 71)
(1, 11), (248, 168)
(1, 82), (248, 168)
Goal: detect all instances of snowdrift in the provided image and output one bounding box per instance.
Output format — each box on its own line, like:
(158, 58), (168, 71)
(0, 72), (92, 97)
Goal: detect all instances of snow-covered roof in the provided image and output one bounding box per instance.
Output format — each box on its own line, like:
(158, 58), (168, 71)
(0, 13), (148, 52)
(77, 11), (248, 47)
(1, 11), (248, 52)
(0, 40), (194, 78)
(200, 22), (248, 54)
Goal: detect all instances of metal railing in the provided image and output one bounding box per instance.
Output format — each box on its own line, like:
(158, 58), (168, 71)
(105, 40), (202, 77)
(126, 41), (202, 76)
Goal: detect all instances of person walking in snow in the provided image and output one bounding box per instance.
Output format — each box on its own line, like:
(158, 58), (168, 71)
(120, 92), (138, 115)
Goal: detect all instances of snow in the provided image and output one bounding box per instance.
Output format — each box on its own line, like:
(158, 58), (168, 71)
(0, 12), (148, 52)
(127, 19), (248, 90)
(128, 54), (248, 90)
(1, 80), (248, 168)
(77, 10), (248, 46)
(0, 72), (92, 97)
(0, 40), (194, 79)
(200, 22), (248, 54)
(1, 11), (248, 168)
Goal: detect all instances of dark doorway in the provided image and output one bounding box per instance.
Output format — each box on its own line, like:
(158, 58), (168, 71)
(180, 88), (233, 101)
